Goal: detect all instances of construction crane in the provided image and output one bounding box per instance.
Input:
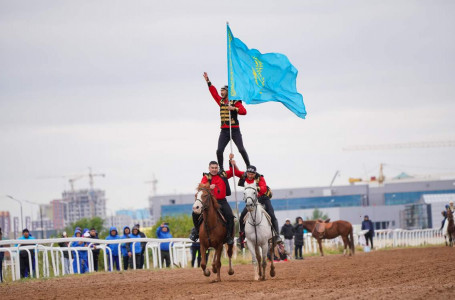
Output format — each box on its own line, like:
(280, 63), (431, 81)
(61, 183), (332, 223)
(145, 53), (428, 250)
(145, 174), (158, 196)
(39, 168), (105, 192)
(88, 167), (105, 190)
(349, 163), (386, 185)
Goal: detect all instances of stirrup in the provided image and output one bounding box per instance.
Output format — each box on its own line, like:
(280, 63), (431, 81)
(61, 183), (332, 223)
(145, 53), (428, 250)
(225, 236), (234, 245)
(189, 228), (199, 242)
(273, 235), (283, 244)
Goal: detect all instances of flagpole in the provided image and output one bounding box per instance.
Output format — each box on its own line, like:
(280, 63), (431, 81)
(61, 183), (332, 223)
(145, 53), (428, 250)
(227, 21), (240, 235)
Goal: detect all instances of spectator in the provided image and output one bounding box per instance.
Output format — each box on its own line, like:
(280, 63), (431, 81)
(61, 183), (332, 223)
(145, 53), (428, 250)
(89, 228), (100, 271)
(294, 217), (304, 260)
(190, 241), (210, 268)
(121, 226), (132, 270)
(156, 223), (172, 267)
(58, 231), (71, 275)
(362, 215), (375, 249)
(280, 218), (294, 258)
(440, 210), (448, 230)
(130, 226), (143, 269)
(135, 224), (147, 269)
(0, 228), (4, 283)
(105, 227), (121, 271)
(71, 229), (88, 274)
(17, 228), (36, 278)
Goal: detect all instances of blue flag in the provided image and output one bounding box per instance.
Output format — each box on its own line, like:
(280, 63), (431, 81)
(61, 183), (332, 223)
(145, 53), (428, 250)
(227, 24), (306, 119)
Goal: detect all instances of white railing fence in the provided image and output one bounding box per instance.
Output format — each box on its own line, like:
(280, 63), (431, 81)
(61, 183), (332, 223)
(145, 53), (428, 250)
(0, 229), (446, 281)
(298, 228), (444, 255)
(0, 237), (194, 282)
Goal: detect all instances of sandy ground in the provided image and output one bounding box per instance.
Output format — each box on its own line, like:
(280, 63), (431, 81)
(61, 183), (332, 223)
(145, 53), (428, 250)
(1, 246), (454, 299)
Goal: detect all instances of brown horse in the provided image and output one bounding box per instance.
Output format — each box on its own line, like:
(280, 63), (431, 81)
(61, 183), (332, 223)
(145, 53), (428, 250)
(301, 220), (355, 256)
(193, 183), (234, 282)
(446, 209), (455, 247)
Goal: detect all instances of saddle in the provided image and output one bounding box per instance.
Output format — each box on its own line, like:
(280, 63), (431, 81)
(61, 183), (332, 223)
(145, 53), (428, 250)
(315, 219), (332, 237)
(198, 209), (227, 224)
(243, 206), (272, 226)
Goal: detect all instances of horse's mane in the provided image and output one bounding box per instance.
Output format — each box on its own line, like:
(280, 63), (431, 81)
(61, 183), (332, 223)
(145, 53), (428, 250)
(197, 183), (220, 210)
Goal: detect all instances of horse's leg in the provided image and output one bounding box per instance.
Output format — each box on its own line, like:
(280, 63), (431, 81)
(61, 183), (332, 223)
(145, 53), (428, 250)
(261, 245), (268, 281)
(341, 235), (349, 256)
(215, 244), (223, 282)
(318, 239), (324, 256)
(255, 244), (262, 278)
(247, 238), (259, 281)
(227, 243), (234, 275)
(200, 244), (210, 277)
(269, 242), (276, 278)
(212, 250), (217, 274)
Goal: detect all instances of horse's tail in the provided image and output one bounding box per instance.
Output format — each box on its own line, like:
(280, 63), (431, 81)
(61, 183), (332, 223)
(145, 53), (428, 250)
(349, 225), (355, 255)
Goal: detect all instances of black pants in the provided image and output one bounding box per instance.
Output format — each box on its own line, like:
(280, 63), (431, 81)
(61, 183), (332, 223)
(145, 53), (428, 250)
(0, 254), (3, 282)
(20, 253), (33, 278)
(294, 244), (303, 258)
(365, 231), (374, 248)
(92, 250), (100, 271)
(139, 248), (145, 269)
(240, 196), (278, 233)
(161, 250), (171, 267)
(191, 245), (210, 268)
(123, 255), (131, 270)
(192, 199), (234, 238)
(217, 128), (250, 169)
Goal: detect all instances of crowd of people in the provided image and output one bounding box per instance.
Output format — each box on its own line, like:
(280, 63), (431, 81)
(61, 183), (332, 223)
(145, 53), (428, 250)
(0, 223), (175, 280)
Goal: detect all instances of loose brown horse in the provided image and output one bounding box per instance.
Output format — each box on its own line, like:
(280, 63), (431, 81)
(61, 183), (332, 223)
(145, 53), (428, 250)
(301, 220), (355, 256)
(193, 183), (234, 282)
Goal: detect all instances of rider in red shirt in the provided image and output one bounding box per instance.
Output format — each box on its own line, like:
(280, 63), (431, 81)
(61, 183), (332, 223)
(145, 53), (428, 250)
(230, 156), (282, 246)
(203, 72), (251, 170)
(190, 160), (235, 245)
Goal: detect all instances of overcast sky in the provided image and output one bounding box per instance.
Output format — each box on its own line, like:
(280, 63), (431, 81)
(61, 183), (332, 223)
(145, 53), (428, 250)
(1, 0), (454, 222)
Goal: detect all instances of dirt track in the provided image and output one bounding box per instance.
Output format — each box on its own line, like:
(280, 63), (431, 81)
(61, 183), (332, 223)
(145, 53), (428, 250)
(1, 246), (454, 299)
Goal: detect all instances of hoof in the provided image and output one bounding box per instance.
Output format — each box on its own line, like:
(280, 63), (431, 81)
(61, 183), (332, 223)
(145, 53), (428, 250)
(260, 276), (266, 281)
(204, 270), (211, 277)
(270, 270), (276, 277)
(228, 269), (234, 276)
(212, 267), (217, 274)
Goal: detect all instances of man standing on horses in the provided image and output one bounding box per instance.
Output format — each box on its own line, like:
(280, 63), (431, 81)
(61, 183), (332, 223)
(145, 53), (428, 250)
(203, 72), (251, 170)
(189, 160), (236, 245)
(230, 156), (282, 245)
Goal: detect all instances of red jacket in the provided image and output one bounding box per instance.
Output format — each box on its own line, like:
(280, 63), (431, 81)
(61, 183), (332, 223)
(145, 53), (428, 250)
(200, 170), (233, 200)
(231, 166), (268, 197)
(209, 85), (246, 129)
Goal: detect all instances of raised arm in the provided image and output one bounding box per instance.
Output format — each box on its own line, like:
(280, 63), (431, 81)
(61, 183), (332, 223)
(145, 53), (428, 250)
(204, 72), (221, 105)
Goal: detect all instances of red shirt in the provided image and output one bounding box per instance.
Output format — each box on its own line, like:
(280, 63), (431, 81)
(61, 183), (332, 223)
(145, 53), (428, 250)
(209, 85), (246, 129)
(200, 169), (234, 200)
(231, 166), (268, 197)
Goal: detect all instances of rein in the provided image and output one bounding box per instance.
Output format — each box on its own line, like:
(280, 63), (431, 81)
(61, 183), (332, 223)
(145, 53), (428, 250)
(244, 186), (264, 248)
(198, 187), (223, 246)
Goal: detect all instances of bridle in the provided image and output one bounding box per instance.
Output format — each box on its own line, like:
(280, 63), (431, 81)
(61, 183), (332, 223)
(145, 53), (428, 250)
(195, 187), (222, 245)
(244, 186), (258, 209)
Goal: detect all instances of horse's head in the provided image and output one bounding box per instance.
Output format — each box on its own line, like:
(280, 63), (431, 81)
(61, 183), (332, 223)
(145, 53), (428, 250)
(243, 186), (258, 211)
(193, 183), (214, 214)
(447, 209), (454, 222)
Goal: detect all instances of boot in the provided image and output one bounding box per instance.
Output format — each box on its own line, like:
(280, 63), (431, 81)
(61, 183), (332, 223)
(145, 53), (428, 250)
(189, 227), (199, 242)
(190, 213), (201, 242)
(238, 231), (245, 248)
(272, 219), (282, 244)
(225, 218), (234, 245)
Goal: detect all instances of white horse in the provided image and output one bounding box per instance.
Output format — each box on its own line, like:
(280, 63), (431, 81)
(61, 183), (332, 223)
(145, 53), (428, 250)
(243, 186), (276, 281)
